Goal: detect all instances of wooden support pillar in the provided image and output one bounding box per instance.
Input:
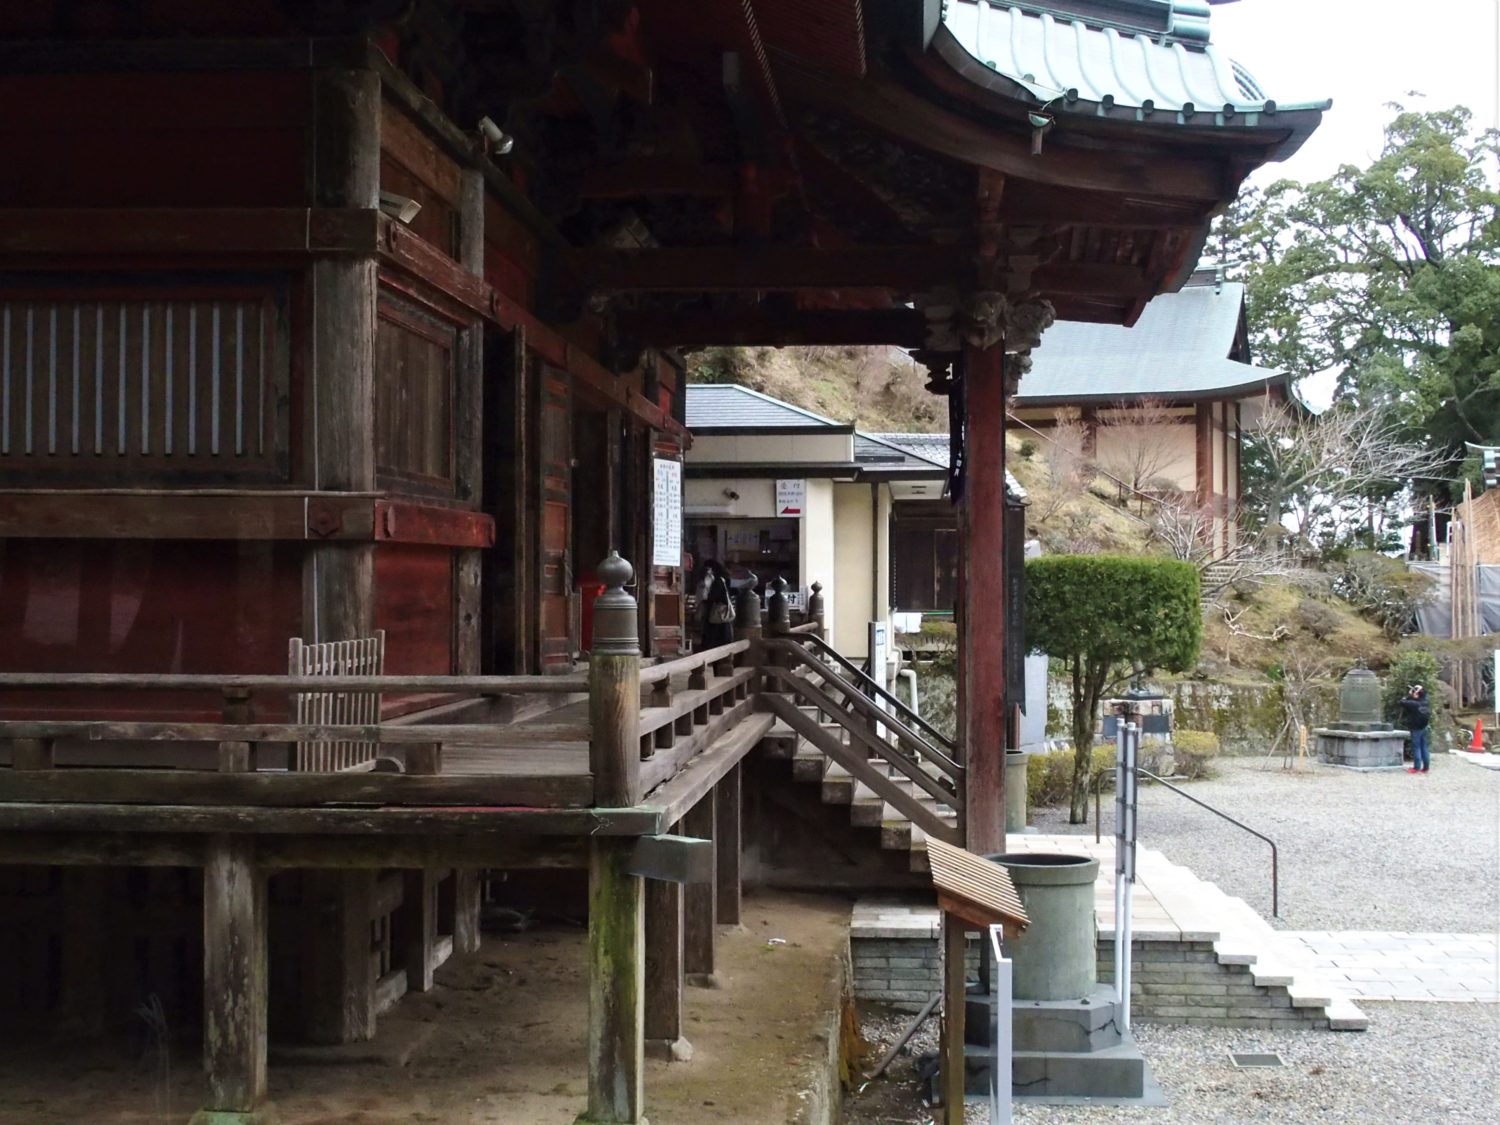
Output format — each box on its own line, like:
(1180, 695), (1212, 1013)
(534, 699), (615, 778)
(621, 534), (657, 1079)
(939, 911), (967, 1125)
(643, 876), (690, 1060)
(445, 869), (483, 955)
(715, 764), (742, 926)
(584, 836), (646, 1124)
(299, 870), (375, 1044)
(398, 869), (438, 993)
(960, 342), (1007, 855)
(193, 835), (268, 1123)
(682, 793), (717, 985)
(455, 165), (485, 676)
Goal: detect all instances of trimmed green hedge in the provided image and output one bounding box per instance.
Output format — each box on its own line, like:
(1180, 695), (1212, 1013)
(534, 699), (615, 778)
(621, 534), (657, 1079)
(1024, 555), (1201, 823)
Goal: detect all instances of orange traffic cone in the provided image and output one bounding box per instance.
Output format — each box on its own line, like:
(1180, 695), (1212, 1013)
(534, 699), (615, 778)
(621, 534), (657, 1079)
(1467, 719), (1485, 752)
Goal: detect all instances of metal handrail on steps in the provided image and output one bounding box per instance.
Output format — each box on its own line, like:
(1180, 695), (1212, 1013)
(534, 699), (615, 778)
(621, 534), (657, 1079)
(1137, 766), (1280, 918)
(778, 631), (958, 754)
(769, 642), (963, 784)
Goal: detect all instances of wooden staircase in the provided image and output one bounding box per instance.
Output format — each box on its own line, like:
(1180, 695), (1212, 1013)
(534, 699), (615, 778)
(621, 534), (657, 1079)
(756, 644), (962, 874)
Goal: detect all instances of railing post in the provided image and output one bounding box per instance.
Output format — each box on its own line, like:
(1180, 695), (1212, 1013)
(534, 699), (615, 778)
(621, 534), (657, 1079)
(767, 576), (791, 635)
(590, 552), (642, 808)
(808, 580), (826, 640)
(733, 570), (761, 698)
(585, 553), (646, 1123)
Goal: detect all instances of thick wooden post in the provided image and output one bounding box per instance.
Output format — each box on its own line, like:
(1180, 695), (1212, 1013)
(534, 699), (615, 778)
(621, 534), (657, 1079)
(590, 553), (642, 807)
(960, 343), (1007, 854)
(682, 793), (717, 985)
(940, 911), (967, 1125)
(644, 876), (690, 1060)
(300, 871), (375, 1044)
(715, 764), (742, 926)
(448, 869), (483, 955)
(399, 869), (438, 993)
(808, 580), (826, 639)
(299, 66), (382, 1047)
(193, 835), (268, 1123)
(584, 837), (646, 1124)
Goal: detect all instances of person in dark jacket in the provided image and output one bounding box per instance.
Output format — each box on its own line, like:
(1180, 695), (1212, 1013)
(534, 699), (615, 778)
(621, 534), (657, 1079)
(699, 560), (736, 649)
(1400, 684), (1432, 773)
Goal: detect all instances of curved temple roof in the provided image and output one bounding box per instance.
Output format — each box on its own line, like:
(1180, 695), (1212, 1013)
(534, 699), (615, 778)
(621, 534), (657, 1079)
(938, 0), (1330, 156)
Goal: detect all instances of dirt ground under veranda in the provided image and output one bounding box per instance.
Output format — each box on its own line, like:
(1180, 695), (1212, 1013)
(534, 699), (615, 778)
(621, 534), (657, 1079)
(0, 890), (852, 1125)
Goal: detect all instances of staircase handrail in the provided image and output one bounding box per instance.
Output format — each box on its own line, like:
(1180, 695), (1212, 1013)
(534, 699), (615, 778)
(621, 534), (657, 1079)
(770, 640), (963, 783)
(1136, 766), (1280, 918)
(780, 631), (959, 755)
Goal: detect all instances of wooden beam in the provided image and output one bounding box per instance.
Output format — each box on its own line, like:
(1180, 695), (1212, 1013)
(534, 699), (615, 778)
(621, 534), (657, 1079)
(0, 801), (661, 837)
(615, 307), (926, 348)
(0, 769), (593, 810)
(0, 207), (379, 259)
(579, 245), (967, 292)
(578, 158), (736, 199)
(626, 834), (716, 885)
(585, 837), (646, 1124)
(645, 713), (774, 828)
(715, 764), (743, 926)
(0, 831), (585, 869)
(0, 492), (493, 545)
(201, 834), (268, 1114)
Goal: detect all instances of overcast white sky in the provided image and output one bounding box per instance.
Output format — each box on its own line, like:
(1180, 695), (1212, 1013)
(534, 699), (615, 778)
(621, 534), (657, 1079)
(1213, 0), (1500, 186)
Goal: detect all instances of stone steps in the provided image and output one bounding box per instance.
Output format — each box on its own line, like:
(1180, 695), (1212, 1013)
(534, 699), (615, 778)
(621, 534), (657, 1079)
(1102, 847), (1368, 1031)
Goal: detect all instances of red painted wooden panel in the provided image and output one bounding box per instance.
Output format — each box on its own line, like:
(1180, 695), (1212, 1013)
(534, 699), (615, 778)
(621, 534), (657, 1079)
(537, 366), (572, 669)
(0, 538), (300, 718)
(374, 543), (454, 675)
(0, 72), (306, 207)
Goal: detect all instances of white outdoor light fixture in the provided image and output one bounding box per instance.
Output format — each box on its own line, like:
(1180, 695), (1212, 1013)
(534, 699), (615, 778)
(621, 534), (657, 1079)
(478, 115), (516, 155)
(377, 190), (422, 224)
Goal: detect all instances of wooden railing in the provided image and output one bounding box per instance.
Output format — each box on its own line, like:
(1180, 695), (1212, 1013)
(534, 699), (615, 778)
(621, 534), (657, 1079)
(0, 556), (946, 828)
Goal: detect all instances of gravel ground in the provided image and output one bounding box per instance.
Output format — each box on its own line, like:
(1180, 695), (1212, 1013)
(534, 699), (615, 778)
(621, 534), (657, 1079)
(846, 1002), (1500, 1124)
(1030, 754), (1500, 932)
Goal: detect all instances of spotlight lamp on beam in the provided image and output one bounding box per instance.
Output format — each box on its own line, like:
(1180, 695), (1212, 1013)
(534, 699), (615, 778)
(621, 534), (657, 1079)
(478, 115), (516, 157)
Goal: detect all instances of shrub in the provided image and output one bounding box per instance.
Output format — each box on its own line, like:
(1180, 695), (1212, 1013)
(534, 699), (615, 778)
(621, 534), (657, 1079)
(1381, 649), (1443, 728)
(1027, 745), (1116, 810)
(1294, 598), (1340, 640)
(1025, 555), (1201, 823)
(1334, 552), (1433, 639)
(1171, 729), (1220, 779)
(1018, 438), (1039, 460)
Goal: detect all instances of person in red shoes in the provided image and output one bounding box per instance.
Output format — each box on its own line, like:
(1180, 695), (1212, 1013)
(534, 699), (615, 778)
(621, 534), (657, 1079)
(1400, 684), (1432, 773)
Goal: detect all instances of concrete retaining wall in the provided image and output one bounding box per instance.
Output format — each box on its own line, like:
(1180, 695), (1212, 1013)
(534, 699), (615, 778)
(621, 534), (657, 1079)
(852, 933), (1328, 1030)
(1098, 938), (1327, 1030)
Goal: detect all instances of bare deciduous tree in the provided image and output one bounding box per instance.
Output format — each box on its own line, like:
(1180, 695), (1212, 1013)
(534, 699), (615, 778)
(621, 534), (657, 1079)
(1144, 492), (1302, 603)
(1097, 397), (1186, 513)
(1245, 402), (1452, 552)
(1025, 409), (1094, 525)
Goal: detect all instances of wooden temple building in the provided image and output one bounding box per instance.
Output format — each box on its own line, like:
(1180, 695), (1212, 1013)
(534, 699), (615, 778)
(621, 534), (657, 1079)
(0, 1), (1322, 1121)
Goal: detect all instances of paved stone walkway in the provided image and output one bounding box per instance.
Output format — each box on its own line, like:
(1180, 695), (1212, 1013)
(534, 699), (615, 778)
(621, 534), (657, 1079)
(1286, 931), (1500, 1002)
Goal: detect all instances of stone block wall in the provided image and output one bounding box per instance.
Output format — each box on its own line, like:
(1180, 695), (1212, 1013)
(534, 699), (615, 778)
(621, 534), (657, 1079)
(1098, 938), (1327, 1030)
(851, 937), (980, 1010)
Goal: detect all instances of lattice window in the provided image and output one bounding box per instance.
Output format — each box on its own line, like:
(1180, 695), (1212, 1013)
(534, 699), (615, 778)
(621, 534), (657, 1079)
(0, 288), (287, 481)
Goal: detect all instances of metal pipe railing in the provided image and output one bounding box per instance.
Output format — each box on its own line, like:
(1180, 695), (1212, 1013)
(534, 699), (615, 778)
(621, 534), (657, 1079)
(783, 631), (958, 753)
(1137, 766), (1280, 918)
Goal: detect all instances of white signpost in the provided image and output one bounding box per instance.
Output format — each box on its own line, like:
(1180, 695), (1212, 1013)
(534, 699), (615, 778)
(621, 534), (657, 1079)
(1113, 720), (1140, 1029)
(775, 478), (806, 518)
(652, 458), (682, 568)
(989, 924), (1013, 1125)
